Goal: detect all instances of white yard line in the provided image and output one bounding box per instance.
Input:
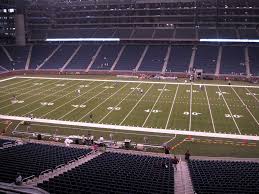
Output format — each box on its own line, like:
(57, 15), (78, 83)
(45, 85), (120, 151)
(165, 84), (179, 129)
(245, 88), (259, 103)
(0, 79), (57, 109)
(98, 82), (142, 123)
(40, 82), (105, 118)
(142, 84), (167, 127)
(0, 76), (16, 83)
(2, 114), (259, 141)
(218, 86), (241, 135)
(188, 83), (193, 131)
(204, 86), (216, 133)
(58, 82), (114, 120)
(78, 83), (129, 122)
(6, 80), (66, 114)
(0, 79), (37, 99)
(0, 78), (30, 89)
(15, 76), (259, 89)
(231, 87), (259, 127)
(22, 80), (87, 116)
(119, 84), (154, 125)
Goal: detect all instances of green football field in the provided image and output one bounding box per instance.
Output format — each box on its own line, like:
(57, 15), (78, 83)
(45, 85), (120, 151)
(0, 76), (259, 140)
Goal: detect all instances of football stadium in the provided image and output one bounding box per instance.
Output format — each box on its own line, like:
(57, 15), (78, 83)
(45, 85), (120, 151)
(0, 0), (259, 193)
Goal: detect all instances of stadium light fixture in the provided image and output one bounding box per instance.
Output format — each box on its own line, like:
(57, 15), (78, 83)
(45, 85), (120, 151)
(46, 38), (120, 42)
(200, 39), (259, 43)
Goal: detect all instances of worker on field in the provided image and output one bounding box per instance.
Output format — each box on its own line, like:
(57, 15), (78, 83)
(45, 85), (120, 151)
(77, 89), (81, 96)
(218, 91), (223, 99)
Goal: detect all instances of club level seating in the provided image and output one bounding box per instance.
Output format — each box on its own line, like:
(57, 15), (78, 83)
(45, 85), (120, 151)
(198, 28), (217, 39)
(29, 44), (58, 69)
(0, 143), (91, 183)
(41, 44), (78, 69)
(166, 45), (193, 73)
(188, 159), (259, 194)
(115, 45), (145, 71)
(220, 46), (246, 75)
(65, 45), (99, 70)
(0, 139), (14, 147)
(90, 45), (122, 70)
(153, 29), (174, 39)
(38, 152), (174, 194)
(218, 28), (237, 39)
(138, 45), (168, 72)
(113, 28), (132, 38)
(92, 28), (115, 38)
(132, 28), (154, 39)
(175, 28), (196, 39)
(248, 47), (259, 76)
(194, 46), (218, 74)
(239, 28), (259, 39)
(5, 46), (30, 70)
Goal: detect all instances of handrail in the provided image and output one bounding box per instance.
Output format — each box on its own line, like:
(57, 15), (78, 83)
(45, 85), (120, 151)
(40, 169), (53, 175)
(55, 164), (65, 169)
(67, 159), (76, 164)
(22, 175), (35, 182)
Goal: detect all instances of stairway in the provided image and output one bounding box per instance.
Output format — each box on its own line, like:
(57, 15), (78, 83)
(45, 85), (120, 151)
(174, 159), (195, 194)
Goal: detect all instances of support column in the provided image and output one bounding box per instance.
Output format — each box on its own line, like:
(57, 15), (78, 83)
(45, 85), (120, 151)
(215, 46), (222, 75)
(162, 45), (171, 74)
(245, 47), (251, 77)
(188, 46), (197, 73)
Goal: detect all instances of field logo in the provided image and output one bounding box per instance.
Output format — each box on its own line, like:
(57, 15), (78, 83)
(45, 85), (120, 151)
(11, 100), (24, 104)
(144, 109), (162, 113)
(103, 86), (114, 89)
(246, 93), (258, 96)
(33, 83), (43, 86)
(216, 91), (229, 95)
(225, 114), (243, 118)
(56, 84), (65, 87)
(40, 102), (54, 106)
(72, 105), (86, 108)
(186, 90), (199, 93)
(158, 88), (170, 91)
(107, 107), (121, 111)
(79, 85), (89, 88)
(183, 112), (202, 116)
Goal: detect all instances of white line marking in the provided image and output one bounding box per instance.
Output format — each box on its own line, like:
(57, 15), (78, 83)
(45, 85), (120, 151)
(78, 83), (129, 122)
(142, 84), (167, 127)
(23, 80), (87, 116)
(98, 82), (142, 123)
(40, 81), (106, 118)
(0, 79), (36, 99)
(120, 84), (154, 125)
(0, 80), (57, 110)
(0, 76), (16, 83)
(6, 80), (65, 114)
(232, 87), (259, 127)
(204, 86), (216, 133)
(2, 114), (259, 141)
(165, 84), (179, 129)
(189, 84), (193, 131)
(218, 86), (241, 135)
(0, 78), (29, 89)
(58, 82), (114, 120)
(245, 88), (259, 103)
(15, 76), (259, 88)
